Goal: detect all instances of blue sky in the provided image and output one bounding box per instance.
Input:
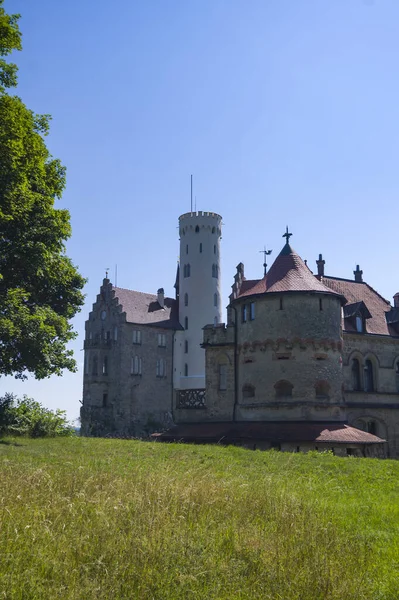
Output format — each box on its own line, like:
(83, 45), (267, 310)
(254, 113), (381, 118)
(1, 0), (398, 422)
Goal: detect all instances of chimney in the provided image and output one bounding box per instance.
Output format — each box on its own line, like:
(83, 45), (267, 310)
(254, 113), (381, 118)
(354, 265), (363, 283)
(394, 293), (399, 308)
(231, 263), (245, 299)
(316, 253), (325, 277)
(157, 288), (165, 308)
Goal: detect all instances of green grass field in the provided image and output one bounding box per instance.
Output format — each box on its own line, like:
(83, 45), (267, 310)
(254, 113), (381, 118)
(0, 437), (398, 599)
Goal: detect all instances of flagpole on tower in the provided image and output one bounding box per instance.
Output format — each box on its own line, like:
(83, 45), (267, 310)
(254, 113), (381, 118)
(190, 174), (193, 213)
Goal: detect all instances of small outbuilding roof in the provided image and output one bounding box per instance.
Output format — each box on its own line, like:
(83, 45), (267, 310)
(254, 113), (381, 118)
(154, 421), (385, 445)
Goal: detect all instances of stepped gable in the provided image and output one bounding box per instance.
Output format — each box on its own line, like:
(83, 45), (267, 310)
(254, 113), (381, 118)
(238, 243), (343, 299)
(114, 287), (182, 329)
(322, 277), (392, 335)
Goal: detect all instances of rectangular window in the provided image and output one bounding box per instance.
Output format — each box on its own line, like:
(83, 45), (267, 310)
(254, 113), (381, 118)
(219, 365), (227, 390)
(184, 340), (188, 353)
(102, 393), (108, 407)
(156, 358), (166, 377)
(242, 305), (247, 323)
(114, 326), (118, 341)
(158, 333), (166, 347)
(132, 329), (142, 344)
(131, 356), (142, 375)
(250, 302), (255, 321)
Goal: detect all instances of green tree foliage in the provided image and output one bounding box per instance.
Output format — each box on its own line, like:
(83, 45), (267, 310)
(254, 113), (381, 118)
(0, 393), (74, 437)
(0, 1), (86, 379)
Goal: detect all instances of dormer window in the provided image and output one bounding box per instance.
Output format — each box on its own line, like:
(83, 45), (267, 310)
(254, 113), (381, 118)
(343, 301), (371, 333)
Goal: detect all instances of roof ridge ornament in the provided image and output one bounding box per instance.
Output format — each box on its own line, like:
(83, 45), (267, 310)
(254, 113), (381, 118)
(283, 226), (292, 244)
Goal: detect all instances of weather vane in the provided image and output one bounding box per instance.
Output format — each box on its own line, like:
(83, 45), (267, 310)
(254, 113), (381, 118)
(105, 267), (109, 279)
(259, 246), (272, 276)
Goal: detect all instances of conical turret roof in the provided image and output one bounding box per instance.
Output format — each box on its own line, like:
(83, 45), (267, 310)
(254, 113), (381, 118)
(237, 243), (344, 300)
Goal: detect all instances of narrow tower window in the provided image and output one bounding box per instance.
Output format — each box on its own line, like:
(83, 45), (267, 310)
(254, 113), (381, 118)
(279, 297), (283, 310)
(92, 355), (98, 376)
(186, 244), (188, 254)
(364, 359), (374, 392)
(351, 358), (361, 391)
(199, 243), (202, 253)
(242, 305), (247, 323)
(219, 365), (227, 390)
(214, 293), (218, 307)
(195, 225), (200, 233)
(102, 356), (108, 376)
(319, 298), (323, 311)
(184, 293), (188, 307)
(250, 302), (255, 321)
(184, 340), (188, 353)
(184, 363), (188, 377)
(185, 317), (188, 330)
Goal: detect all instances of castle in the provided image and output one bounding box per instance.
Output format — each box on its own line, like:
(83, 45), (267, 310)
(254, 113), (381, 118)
(81, 211), (399, 458)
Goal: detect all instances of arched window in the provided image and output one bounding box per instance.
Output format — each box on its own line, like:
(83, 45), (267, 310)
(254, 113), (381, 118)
(212, 227), (215, 234)
(274, 380), (293, 398)
(242, 384), (255, 399)
(315, 380), (330, 399)
(195, 225), (200, 233)
(102, 356), (108, 376)
(184, 293), (188, 307)
(351, 358), (361, 391)
(185, 317), (188, 330)
(92, 355), (98, 376)
(364, 359), (374, 392)
(184, 363), (188, 377)
(214, 293), (218, 307)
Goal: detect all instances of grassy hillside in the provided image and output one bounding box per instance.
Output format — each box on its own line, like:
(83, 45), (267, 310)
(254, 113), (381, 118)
(0, 437), (398, 600)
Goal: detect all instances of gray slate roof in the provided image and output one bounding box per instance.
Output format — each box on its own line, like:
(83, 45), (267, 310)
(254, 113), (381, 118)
(113, 287), (182, 330)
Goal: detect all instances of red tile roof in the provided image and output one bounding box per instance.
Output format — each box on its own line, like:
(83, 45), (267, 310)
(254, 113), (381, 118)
(322, 277), (392, 335)
(113, 287), (182, 329)
(238, 244), (343, 299)
(154, 421), (385, 445)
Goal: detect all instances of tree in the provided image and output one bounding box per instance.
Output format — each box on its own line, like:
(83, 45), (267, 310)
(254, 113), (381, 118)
(0, 1), (86, 379)
(0, 393), (74, 437)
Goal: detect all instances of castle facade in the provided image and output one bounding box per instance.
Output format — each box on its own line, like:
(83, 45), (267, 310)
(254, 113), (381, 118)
(81, 212), (399, 458)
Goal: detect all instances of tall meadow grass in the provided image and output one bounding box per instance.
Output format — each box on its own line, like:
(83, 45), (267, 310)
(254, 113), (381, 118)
(0, 438), (398, 599)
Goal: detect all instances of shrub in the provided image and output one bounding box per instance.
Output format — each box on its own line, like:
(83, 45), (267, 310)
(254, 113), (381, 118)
(0, 393), (74, 437)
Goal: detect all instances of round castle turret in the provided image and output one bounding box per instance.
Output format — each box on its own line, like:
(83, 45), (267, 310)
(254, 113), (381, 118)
(174, 211), (222, 390)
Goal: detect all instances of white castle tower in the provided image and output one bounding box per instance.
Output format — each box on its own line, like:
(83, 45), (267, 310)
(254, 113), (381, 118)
(174, 211), (223, 391)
